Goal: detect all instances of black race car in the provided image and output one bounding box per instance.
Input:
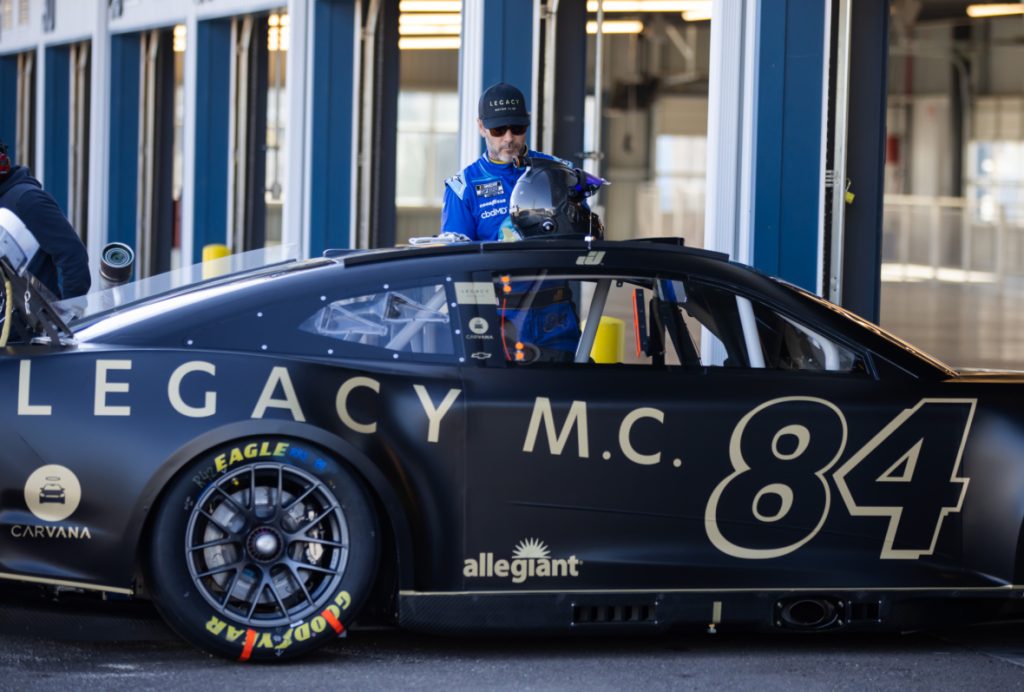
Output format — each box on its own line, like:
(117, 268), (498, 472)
(1, 237), (1021, 661)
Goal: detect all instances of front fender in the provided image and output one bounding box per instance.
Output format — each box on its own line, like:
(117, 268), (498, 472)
(962, 413), (1024, 583)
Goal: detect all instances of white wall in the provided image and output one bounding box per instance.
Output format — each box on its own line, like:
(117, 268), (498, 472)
(909, 95), (950, 196)
(108, 0), (284, 34)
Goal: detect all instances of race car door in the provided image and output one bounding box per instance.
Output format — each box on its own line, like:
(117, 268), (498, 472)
(456, 266), (975, 594)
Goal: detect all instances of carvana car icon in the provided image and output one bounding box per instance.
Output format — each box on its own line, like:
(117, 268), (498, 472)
(38, 478), (66, 504)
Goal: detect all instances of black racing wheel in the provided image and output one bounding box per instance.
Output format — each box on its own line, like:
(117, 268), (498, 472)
(145, 437), (379, 661)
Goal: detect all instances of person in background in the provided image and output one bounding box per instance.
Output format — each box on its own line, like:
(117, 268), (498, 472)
(441, 81), (565, 241)
(0, 139), (90, 298)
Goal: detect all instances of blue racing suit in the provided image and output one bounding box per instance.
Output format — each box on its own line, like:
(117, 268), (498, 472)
(441, 151), (579, 362)
(440, 150), (560, 241)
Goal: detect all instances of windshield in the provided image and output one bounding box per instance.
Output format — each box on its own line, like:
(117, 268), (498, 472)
(55, 244), (301, 326)
(775, 278), (956, 375)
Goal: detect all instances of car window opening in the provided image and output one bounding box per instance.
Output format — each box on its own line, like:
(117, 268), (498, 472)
(491, 271), (866, 374)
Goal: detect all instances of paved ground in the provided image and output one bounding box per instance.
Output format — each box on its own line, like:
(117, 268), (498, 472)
(2, 619), (1024, 691)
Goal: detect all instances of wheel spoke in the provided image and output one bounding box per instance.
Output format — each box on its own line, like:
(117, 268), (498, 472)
(266, 575), (290, 617)
(245, 579), (266, 620)
(290, 561), (339, 577)
(274, 465), (285, 520)
(211, 485), (252, 519)
(294, 506), (337, 535)
(284, 564), (315, 608)
(248, 466), (257, 510)
(282, 484), (317, 513)
(218, 569), (244, 607)
(293, 536), (346, 550)
(196, 509), (236, 538)
(195, 560), (246, 579)
(189, 536), (238, 552)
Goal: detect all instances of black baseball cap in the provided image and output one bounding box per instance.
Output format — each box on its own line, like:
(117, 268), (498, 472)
(478, 82), (530, 129)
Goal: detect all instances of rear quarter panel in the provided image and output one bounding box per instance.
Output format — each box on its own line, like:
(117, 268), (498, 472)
(0, 347), (466, 592)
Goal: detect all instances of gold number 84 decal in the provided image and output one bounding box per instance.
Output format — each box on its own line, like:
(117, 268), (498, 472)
(705, 397), (976, 560)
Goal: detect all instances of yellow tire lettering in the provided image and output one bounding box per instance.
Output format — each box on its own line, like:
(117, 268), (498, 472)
(335, 590), (352, 610)
(213, 440), (293, 474)
(225, 625), (245, 642)
(276, 628), (294, 650)
(311, 616), (326, 634)
(205, 616), (227, 635)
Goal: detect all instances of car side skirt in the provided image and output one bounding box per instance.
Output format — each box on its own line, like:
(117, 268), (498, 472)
(0, 571), (133, 595)
(397, 588), (1024, 634)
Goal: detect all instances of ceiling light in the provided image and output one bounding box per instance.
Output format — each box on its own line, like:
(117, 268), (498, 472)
(267, 13), (289, 52)
(399, 1), (461, 11)
(399, 24), (461, 35)
(398, 36), (461, 50)
(966, 4), (1024, 18)
(399, 13), (461, 25)
(586, 19), (644, 33)
(173, 24), (186, 53)
(587, 1), (708, 11)
(682, 8), (712, 21)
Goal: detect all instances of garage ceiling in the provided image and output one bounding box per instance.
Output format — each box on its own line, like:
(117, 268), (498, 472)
(912, 0), (1024, 23)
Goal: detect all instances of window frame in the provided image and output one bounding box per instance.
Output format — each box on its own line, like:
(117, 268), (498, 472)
(468, 265), (871, 376)
(295, 274), (462, 364)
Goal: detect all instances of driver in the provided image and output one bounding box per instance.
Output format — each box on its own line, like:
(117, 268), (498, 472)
(440, 82), (567, 241)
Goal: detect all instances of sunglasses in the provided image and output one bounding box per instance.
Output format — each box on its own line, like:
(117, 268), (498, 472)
(488, 124), (527, 137)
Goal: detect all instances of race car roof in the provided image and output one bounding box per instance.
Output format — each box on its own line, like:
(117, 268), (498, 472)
(337, 237), (729, 268)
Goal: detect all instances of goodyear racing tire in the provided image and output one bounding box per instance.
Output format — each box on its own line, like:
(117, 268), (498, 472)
(145, 437), (379, 661)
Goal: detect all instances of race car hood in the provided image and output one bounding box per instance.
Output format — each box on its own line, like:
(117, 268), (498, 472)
(950, 369), (1024, 383)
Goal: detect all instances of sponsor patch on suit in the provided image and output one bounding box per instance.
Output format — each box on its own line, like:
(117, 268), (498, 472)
(475, 180), (505, 199)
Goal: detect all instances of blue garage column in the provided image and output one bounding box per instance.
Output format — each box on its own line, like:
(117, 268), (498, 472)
(307, 0), (357, 256)
(751, 0), (828, 294)
(191, 19), (231, 263)
(0, 57), (19, 159)
(107, 34), (140, 247)
(43, 45), (70, 213)
(458, 0), (535, 166)
(480, 0), (534, 98)
(839, 2), (889, 322)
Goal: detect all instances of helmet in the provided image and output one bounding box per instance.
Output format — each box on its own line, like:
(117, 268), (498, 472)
(509, 158), (605, 239)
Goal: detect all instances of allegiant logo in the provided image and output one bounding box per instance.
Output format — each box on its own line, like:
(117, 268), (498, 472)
(463, 538), (582, 584)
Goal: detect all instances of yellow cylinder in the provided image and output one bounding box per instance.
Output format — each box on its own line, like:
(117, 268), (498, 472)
(201, 244), (231, 279)
(590, 316), (624, 364)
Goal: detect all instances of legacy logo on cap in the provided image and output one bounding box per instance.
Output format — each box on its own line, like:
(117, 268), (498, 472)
(479, 82), (530, 128)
